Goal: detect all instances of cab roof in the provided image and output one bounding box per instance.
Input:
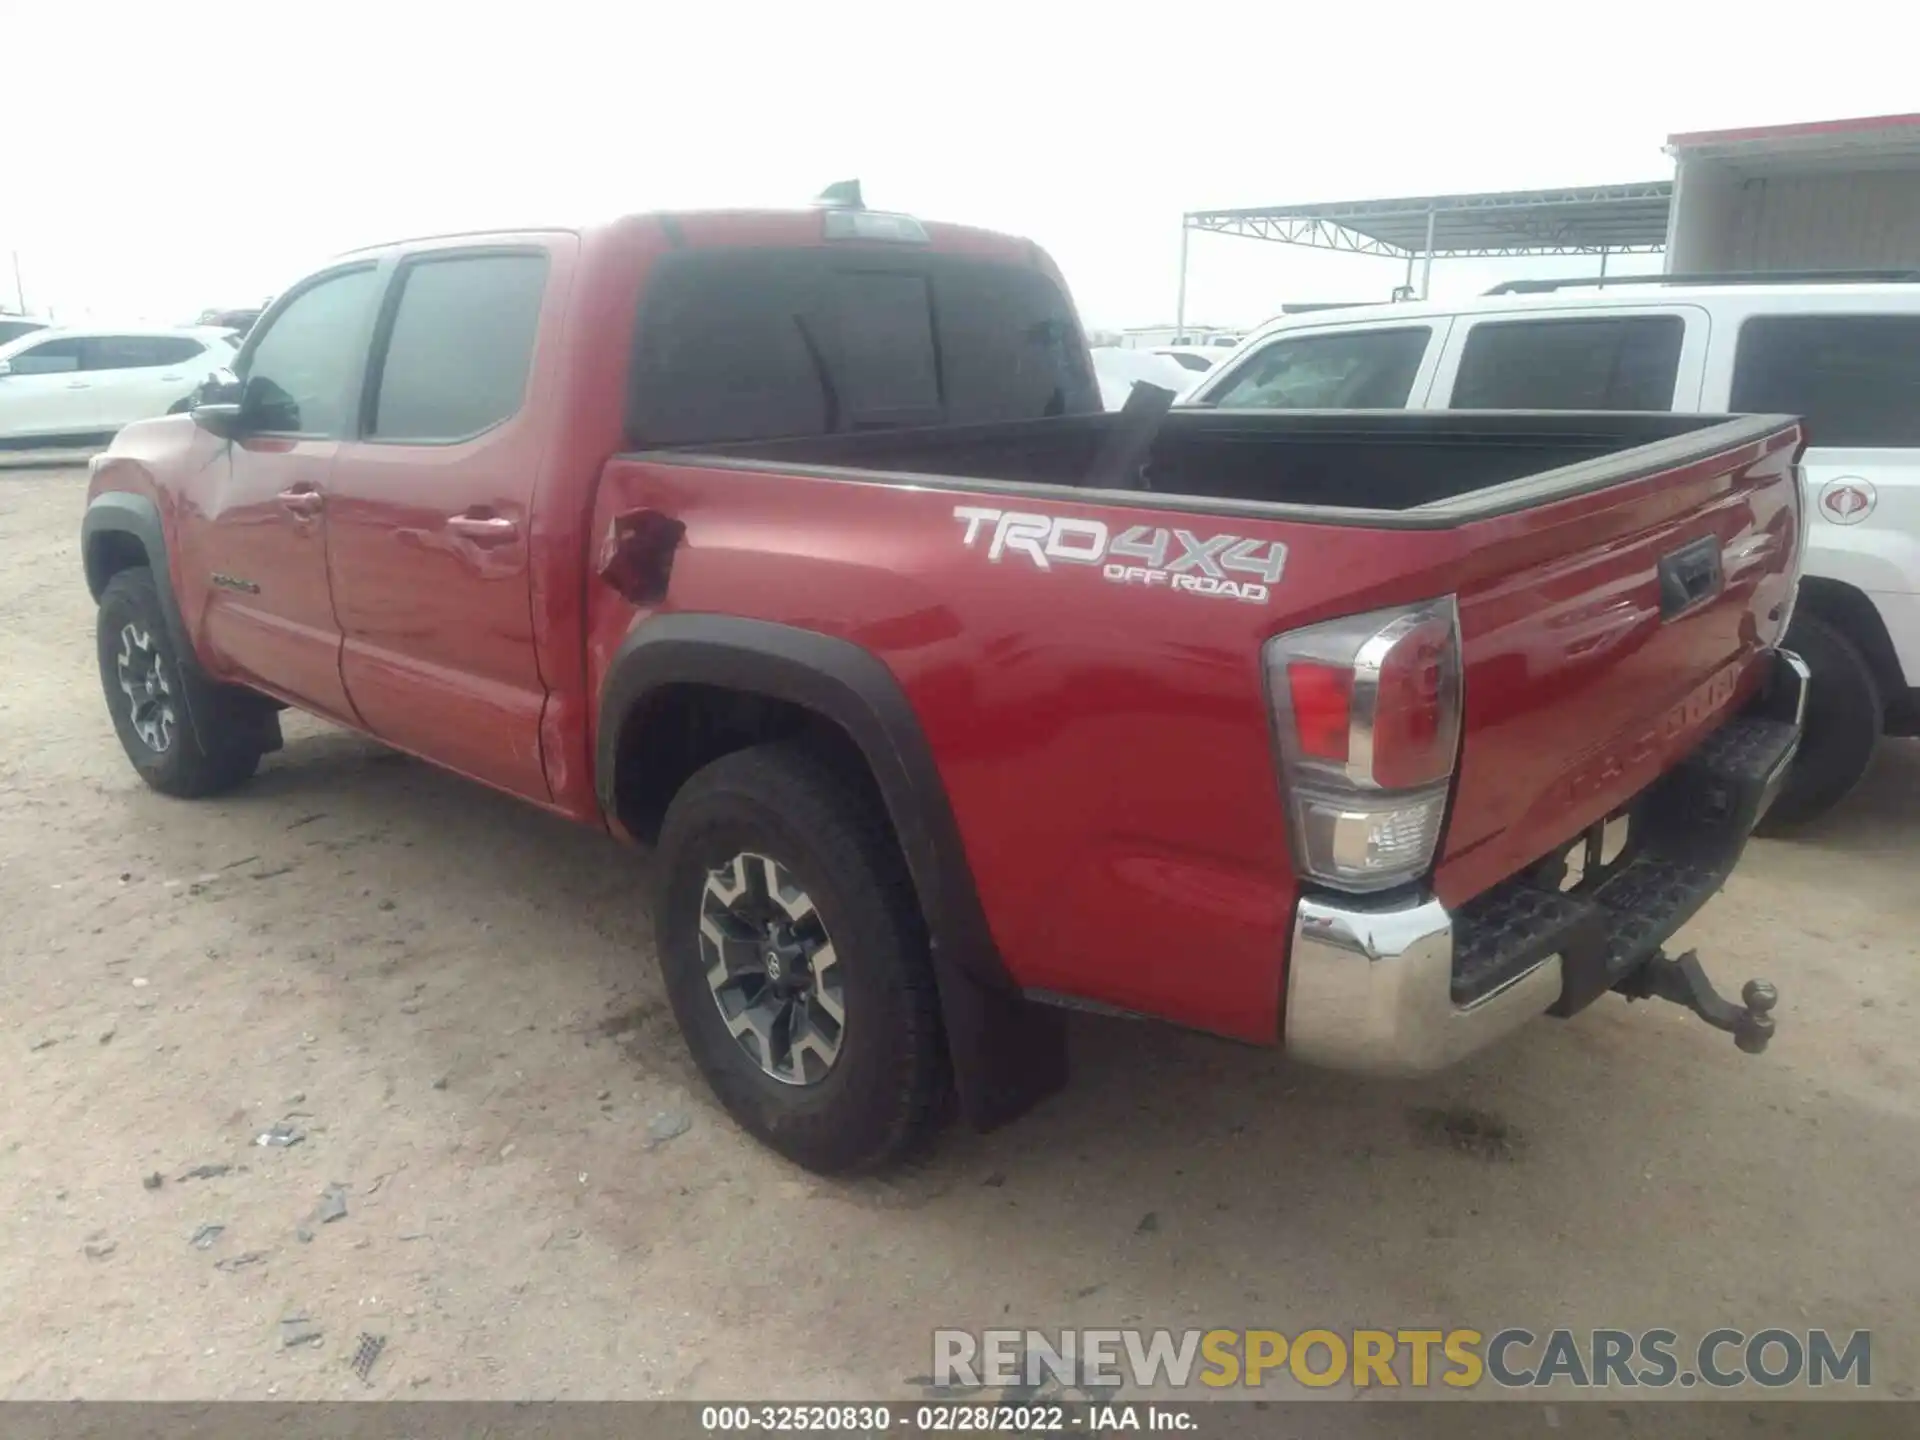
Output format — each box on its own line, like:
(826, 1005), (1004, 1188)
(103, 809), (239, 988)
(337, 207), (1043, 267)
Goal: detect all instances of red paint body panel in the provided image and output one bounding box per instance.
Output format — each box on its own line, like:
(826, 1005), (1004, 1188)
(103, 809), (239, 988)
(585, 462), (1334, 1038)
(582, 431), (1800, 1038)
(179, 432), (357, 722)
(85, 205), (1805, 1049)
(1436, 432), (1801, 905)
(323, 234), (582, 803)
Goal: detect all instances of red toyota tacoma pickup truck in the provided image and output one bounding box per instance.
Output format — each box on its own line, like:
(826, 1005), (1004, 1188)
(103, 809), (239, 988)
(82, 194), (1809, 1172)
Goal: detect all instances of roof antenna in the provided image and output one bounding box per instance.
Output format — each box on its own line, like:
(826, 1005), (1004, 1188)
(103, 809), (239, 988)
(814, 179), (864, 210)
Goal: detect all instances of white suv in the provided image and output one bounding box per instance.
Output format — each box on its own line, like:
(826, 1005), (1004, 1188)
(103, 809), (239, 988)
(0, 326), (239, 444)
(1187, 278), (1920, 829)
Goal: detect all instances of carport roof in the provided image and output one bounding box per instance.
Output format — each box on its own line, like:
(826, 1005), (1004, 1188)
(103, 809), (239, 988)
(1185, 182), (1674, 258)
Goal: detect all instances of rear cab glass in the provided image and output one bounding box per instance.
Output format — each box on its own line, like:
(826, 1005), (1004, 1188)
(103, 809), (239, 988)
(1731, 314), (1920, 448)
(626, 249), (1098, 447)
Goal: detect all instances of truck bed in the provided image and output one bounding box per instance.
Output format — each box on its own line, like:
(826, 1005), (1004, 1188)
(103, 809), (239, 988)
(605, 404), (1802, 1038)
(663, 409), (1780, 521)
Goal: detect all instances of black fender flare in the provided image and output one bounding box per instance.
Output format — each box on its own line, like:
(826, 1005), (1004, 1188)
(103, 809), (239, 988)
(82, 491), (211, 750)
(597, 613), (1067, 1129)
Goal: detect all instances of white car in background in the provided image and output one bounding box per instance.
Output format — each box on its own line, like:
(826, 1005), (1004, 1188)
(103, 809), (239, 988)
(0, 326), (239, 443)
(1089, 347), (1197, 409)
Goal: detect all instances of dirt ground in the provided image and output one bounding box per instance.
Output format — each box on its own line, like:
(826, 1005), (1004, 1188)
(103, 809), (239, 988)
(4, 457), (1919, 1404)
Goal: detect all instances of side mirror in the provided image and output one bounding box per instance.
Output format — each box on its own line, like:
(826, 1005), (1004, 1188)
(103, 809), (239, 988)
(191, 368), (245, 439)
(0, 360), (12, 378)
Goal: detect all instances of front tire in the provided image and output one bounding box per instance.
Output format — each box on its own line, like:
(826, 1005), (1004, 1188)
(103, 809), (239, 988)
(653, 742), (948, 1173)
(1758, 613), (1882, 833)
(96, 568), (264, 797)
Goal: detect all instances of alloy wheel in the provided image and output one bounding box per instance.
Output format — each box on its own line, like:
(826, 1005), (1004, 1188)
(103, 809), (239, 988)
(698, 852), (846, 1085)
(115, 623), (177, 753)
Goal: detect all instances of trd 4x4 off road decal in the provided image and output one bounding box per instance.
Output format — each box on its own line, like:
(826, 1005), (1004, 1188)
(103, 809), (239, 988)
(952, 506), (1286, 604)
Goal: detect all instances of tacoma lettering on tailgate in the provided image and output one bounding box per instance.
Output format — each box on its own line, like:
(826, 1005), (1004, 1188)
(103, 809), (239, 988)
(1554, 664), (1742, 812)
(953, 506), (1286, 604)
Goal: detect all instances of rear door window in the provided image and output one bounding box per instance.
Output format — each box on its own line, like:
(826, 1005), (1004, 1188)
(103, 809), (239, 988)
(1451, 315), (1684, 410)
(1204, 327), (1431, 409)
(627, 250), (1097, 446)
(368, 252), (549, 442)
(1731, 314), (1920, 447)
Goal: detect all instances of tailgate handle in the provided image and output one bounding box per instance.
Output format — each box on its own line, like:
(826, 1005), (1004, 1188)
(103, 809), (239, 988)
(1658, 536), (1724, 620)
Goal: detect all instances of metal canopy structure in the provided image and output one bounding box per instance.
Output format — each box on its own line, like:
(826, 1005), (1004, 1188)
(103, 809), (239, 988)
(1175, 180), (1674, 334)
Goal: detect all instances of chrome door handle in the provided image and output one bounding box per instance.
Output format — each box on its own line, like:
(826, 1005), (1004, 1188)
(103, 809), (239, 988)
(278, 488), (325, 518)
(66, 380), (89, 389)
(447, 514), (518, 541)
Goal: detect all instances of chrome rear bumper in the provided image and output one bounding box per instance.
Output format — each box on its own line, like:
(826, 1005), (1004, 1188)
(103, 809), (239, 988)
(1283, 895), (1565, 1075)
(1282, 648), (1807, 1076)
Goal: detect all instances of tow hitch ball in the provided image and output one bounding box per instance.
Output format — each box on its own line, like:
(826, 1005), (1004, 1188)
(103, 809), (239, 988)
(1616, 949), (1778, 1055)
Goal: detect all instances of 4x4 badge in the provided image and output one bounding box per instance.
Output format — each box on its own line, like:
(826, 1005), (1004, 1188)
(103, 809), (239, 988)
(952, 506), (1285, 604)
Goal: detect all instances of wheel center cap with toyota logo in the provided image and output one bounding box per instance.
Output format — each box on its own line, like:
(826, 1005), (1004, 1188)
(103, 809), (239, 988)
(1819, 477), (1877, 525)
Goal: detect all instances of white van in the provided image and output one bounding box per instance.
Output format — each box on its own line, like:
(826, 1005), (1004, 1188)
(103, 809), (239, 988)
(1186, 276), (1920, 829)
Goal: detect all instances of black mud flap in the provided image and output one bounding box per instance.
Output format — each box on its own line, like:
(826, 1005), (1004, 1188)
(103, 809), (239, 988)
(935, 961), (1069, 1130)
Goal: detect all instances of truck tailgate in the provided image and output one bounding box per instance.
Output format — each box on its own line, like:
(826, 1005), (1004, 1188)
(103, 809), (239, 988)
(1432, 424), (1803, 908)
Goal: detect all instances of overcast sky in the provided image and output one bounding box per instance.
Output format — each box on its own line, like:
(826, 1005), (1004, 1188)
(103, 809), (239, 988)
(5, 1), (1917, 331)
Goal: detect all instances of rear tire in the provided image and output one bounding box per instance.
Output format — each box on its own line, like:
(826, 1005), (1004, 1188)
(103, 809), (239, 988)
(1758, 613), (1881, 833)
(96, 568), (265, 797)
(653, 741), (948, 1173)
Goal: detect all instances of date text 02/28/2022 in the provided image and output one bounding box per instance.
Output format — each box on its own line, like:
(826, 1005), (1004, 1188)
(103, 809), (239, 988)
(700, 1404), (1192, 1432)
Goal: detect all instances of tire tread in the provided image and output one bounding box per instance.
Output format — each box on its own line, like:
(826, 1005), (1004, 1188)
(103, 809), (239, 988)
(97, 567), (263, 798)
(1759, 613), (1880, 833)
(654, 741), (948, 1172)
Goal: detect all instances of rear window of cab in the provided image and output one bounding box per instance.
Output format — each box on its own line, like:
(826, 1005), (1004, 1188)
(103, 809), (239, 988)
(626, 249), (1099, 447)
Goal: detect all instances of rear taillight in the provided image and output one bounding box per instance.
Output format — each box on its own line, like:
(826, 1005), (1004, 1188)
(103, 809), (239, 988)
(1264, 597), (1463, 893)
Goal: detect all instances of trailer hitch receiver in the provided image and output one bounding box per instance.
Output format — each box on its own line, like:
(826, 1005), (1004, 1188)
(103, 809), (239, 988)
(1615, 949), (1777, 1054)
